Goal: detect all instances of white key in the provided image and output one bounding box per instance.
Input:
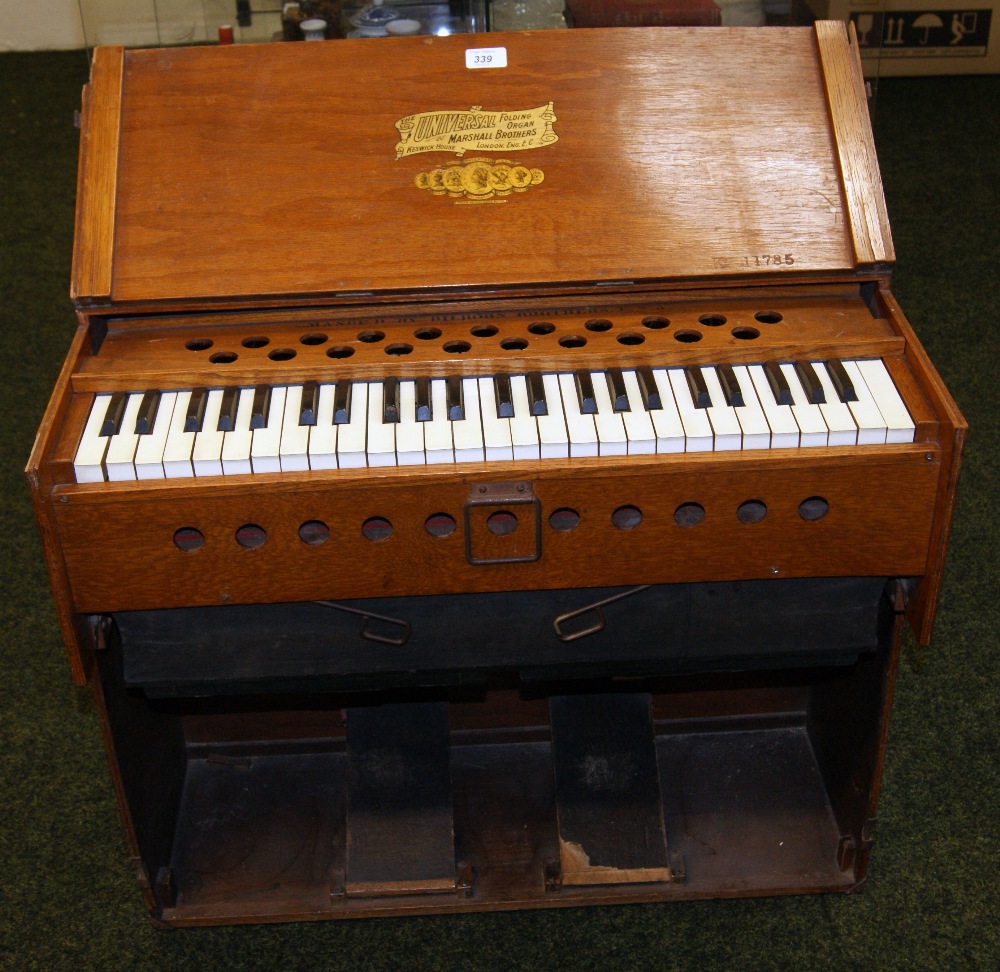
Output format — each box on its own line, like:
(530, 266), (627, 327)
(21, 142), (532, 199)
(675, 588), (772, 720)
(192, 389), (226, 477)
(424, 379), (454, 464)
(105, 393), (146, 481)
(308, 384), (338, 470)
(617, 370), (656, 455)
(74, 393), (113, 483)
(135, 392), (178, 480)
(221, 388), (255, 475)
(337, 382), (368, 468)
(558, 373), (598, 457)
(536, 373), (569, 459)
(280, 385), (312, 472)
(162, 390), (197, 478)
(648, 369), (686, 453)
(748, 365), (799, 449)
(813, 363), (858, 447)
(396, 380), (426, 465)
(780, 362), (828, 447)
(479, 377), (514, 462)
(509, 375), (541, 461)
(366, 382), (396, 467)
(251, 386), (286, 473)
(856, 359), (915, 443)
(701, 366), (742, 451)
(452, 377), (485, 463)
(840, 360), (888, 445)
(590, 370), (627, 456)
(730, 366), (771, 450)
(667, 369), (713, 452)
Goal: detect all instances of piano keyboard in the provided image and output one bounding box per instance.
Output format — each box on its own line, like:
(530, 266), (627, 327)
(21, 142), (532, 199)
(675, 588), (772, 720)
(73, 359), (915, 483)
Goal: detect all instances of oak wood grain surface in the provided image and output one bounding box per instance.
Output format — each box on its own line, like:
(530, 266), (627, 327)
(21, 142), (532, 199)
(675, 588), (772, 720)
(106, 28), (861, 303)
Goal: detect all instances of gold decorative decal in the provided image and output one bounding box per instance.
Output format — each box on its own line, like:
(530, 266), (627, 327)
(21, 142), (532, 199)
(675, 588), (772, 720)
(414, 158), (544, 201)
(395, 104), (557, 158)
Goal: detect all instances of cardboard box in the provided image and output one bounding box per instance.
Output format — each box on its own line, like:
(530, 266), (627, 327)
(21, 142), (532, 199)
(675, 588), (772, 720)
(803, 0), (999, 74)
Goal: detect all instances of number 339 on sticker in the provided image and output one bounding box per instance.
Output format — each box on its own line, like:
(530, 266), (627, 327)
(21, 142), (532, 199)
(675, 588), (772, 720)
(466, 47), (507, 69)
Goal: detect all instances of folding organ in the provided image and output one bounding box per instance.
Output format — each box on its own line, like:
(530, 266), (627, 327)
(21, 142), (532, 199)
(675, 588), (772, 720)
(27, 24), (966, 925)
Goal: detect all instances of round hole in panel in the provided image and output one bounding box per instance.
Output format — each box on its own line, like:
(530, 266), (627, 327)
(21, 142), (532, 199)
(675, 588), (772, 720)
(357, 330), (385, 343)
(699, 313), (727, 327)
(736, 500), (767, 524)
(642, 316), (670, 330)
(235, 524), (267, 549)
(674, 503), (705, 527)
(754, 311), (784, 324)
(584, 318), (613, 332)
(548, 508), (580, 532)
(209, 351), (238, 363)
(617, 332), (645, 346)
(611, 505), (643, 530)
(501, 337), (528, 351)
(528, 321), (555, 335)
(300, 332), (328, 346)
(241, 335), (270, 349)
(385, 343), (413, 356)
(486, 510), (518, 536)
(268, 348), (297, 361)
(173, 527), (205, 551)
(298, 520), (330, 545)
(798, 496), (830, 521)
(471, 324), (499, 338)
(673, 330), (702, 344)
(361, 516), (393, 541)
(414, 326), (442, 340)
(444, 340), (472, 354)
(559, 335), (587, 349)
(185, 338), (213, 351)
(732, 326), (760, 341)
(326, 345), (355, 359)
(424, 513), (457, 538)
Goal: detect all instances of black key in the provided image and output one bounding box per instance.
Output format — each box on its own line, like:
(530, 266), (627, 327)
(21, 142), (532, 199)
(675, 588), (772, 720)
(184, 387), (208, 433)
(415, 376), (432, 422)
(134, 390), (160, 435)
(685, 366), (711, 409)
(794, 361), (825, 405)
(494, 374), (514, 418)
(333, 381), (352, 425)
(446, 375), (464, 421)
(636, 366), (661, 410)
(606, 368), (630, 412)
(217, 386), (239, 431)
(527, 371), (547, 416)
(826, 359), (858, 403)
(716, 364), (744, 408)
(250, 384), (272, 429)
(99, 392), (127, 437)
(299, 381), (319, 426)
(574, 370), (597, 414)
(763, 362), (793, 406)
(383, 377), (400, 423)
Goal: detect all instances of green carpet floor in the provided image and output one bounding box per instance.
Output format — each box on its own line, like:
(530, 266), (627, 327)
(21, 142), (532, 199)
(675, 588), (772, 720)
(1, 50), (997, 971)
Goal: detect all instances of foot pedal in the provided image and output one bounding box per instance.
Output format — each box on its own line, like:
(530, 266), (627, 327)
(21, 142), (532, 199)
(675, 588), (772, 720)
(345, 701), (457, 897)
(549, 693), (671, 886)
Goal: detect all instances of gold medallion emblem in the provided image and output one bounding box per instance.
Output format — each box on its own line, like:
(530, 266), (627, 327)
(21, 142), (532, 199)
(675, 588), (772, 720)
(414, 157), (545, 201)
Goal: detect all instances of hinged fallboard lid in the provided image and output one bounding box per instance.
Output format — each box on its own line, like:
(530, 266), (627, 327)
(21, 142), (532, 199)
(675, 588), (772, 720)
(72, 23), (893, 308)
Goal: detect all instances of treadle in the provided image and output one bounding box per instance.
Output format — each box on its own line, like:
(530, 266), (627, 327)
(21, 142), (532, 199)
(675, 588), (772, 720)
(345, 701), (457, 897)
(549, 693), (671, 886)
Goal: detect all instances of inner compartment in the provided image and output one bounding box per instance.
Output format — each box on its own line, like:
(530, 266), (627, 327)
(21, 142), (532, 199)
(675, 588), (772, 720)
(95, 577), (900, 925)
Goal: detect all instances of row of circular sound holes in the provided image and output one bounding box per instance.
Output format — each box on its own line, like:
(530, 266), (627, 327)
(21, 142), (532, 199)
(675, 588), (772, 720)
(182, 311), (784, 364)
(172, 495), (829, 551)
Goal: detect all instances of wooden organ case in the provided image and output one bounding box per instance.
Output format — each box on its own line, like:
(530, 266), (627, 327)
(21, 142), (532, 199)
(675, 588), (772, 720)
(28, 25), (965, 925)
